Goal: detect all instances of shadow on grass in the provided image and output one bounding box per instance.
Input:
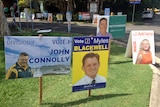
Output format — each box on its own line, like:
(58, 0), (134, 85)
(0, 56), (5, 81)
(0, 70), (5, 81)
(0, 37), (5, 80)
(0, 37), (4, 51)
(41, 93), (132, 107)
(109, 60), (132, 64)
(110, 43), (126, 56)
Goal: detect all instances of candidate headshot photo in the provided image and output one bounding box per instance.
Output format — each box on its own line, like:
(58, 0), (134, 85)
(97, 16), (112, 39)
(73, 52), (106, 86)
(6, 52), (33, 79)
(135, 39), (153, 64)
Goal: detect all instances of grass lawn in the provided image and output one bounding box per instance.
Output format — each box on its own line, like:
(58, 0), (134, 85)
(0, 33), (153, 107)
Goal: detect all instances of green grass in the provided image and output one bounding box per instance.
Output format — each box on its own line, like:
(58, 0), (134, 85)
(0, 34), (152, 107)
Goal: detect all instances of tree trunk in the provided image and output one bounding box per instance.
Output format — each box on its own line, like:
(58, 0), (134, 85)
(99, 0), (104, 14)
(0, 0), (10, 37)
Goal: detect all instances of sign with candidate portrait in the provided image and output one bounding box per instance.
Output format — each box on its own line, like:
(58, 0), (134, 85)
(92, 14), (99, 25)
(72, 36), (109, 92)
(131, 30), (155, 64)
(4, 36), (72, 79)
(96, 16), (110, 34)
(96, 15), (127, 38)
(78, 12), (91, 20)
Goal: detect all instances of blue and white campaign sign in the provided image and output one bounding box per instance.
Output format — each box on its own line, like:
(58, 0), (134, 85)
(129, 0), (141, 4)
(66, 11), (72, 21)
(104, 8), (110, 16)
(4, 36), (72, 77)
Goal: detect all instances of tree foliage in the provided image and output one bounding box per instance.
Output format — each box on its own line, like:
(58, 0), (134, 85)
(18, 0), (29, 8)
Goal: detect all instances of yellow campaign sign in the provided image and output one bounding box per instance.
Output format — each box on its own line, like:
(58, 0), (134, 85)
(72, 36), (109, 92)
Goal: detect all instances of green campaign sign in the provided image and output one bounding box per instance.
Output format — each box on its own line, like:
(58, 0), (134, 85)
(109, 15), (127, 38)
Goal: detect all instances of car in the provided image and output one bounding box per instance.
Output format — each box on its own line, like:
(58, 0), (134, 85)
(154, 8), (160, 13)
(141, 10), (154, 19)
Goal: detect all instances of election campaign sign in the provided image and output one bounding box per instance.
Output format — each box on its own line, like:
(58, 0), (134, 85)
(125, 30), (155, 64)
(131, 30), (155, 64)
(129, 0), (141, 4)
(72, 36), (109, 92)
(4, 36), (72, 79)
(97, 16), (110, 34)
(109, 15), (127, 38)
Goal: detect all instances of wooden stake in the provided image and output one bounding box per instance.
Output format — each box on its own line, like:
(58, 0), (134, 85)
(88, 90), (91, 97)
(39, 77), (42, 104)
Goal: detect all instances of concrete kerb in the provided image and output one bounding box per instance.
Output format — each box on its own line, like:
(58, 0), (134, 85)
(149, 56), (160, 107)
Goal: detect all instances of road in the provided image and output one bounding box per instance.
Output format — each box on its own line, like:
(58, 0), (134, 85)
(8, 14), (160, 58)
